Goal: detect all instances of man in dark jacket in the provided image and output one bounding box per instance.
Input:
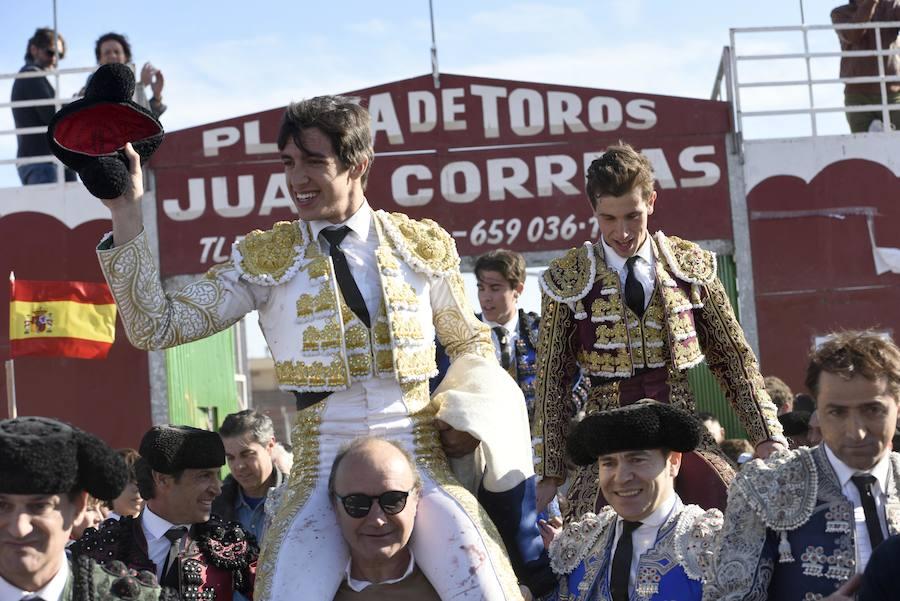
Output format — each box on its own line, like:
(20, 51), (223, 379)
(213, 410), (286, 543)
(11, 27), (75, 184)
(72, 425), (258, 601)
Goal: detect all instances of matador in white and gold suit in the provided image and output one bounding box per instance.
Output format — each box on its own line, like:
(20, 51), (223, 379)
(97, 203), (533, 601)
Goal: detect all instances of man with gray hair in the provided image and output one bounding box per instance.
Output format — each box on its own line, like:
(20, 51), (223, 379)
(214, 410), (286, 542)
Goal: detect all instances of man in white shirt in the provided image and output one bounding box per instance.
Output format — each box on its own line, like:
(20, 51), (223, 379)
(71, 425), (257, 601)
(543, 401), (722, 601)
(707, 330), (900, 601)
(0, 416), (169, 601)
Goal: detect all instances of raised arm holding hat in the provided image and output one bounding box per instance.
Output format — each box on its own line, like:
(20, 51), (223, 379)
(546, 401), (722, 601)
(71, 425), (258, 601)
(0, 417), (174, 601)
(77, 93), (534, 600)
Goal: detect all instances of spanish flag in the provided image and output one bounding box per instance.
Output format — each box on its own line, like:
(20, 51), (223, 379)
(9, 277), (117, 359)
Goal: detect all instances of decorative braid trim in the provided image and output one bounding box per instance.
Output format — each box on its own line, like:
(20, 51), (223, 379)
(655, 231), (717, 285)
(549, 508), (617, 575)
(231, 222), (307, 287)
(538, 241), (597, 304)
(735, 449), (819, 531)
(672, 505), (724, 581)
(376, 210), (460, 278)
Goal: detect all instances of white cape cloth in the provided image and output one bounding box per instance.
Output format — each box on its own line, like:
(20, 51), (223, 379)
(433, 354), (535, 493)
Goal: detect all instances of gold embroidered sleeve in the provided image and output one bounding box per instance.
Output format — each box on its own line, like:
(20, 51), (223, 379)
(430, 271), (494, 360)
(97, 230), (264, 350)
(532, 292), (579, 480)
(702, 485), (773, 601)
(694, 278), (783, 446)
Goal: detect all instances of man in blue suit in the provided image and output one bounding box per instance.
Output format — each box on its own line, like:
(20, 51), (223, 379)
(545, 401), (722, 601)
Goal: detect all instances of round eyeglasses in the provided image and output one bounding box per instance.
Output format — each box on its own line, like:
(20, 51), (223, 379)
(334, 490), (412, 519)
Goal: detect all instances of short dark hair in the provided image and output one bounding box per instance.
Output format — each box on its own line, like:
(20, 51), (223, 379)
(94, 32), (132, 63)
(327, 437), (421, 500)
(276, 95), (374, 189)
(805, 330), (900, 401)
(765, 376), (794, 410)
(26, 28), (65, 62)
(585, 142), (655, 209)
(219, 410), (275, 446)
(134, 457), (183, 500)
(475, 249), (527, 288)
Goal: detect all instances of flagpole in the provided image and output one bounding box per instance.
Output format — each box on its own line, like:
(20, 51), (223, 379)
(4, 359), (15, 419)
(6, 271), (15, 418)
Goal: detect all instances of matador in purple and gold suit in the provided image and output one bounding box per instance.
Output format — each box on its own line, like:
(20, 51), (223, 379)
(533, 232), (785, 519)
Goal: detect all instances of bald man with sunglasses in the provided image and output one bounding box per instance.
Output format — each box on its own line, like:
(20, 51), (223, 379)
(327, 438), (437, 601)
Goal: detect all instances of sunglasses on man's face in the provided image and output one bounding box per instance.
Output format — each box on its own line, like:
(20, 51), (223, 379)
(334, 490), (412, 519)
(43, 48), (63, 58)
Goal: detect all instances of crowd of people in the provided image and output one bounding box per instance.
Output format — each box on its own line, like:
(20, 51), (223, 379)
(4, 4), (900, 599)
(11, 27), (166, 185)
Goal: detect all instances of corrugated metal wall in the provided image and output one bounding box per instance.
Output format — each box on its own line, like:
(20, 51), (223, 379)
(687, 255), (749, 440)
(165, 327), (240, 430)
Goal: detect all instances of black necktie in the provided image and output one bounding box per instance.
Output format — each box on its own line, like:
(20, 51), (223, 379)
(624, 256), (645, 317)
(321, 227), (370, 328)
(160, 526), (188, 588)
(492, 326), (511, 370)
(851, 474), (885, 550)
(610, 520), (642, 601)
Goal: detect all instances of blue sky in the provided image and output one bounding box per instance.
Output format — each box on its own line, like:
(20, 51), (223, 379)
(0, 1), (857, 356)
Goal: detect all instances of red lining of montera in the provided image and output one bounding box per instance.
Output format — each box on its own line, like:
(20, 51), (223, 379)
(54, 103), (159, 155)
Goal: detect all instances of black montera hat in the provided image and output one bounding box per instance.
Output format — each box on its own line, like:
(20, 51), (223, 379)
(567, 400), (703, 466)
(0, 416), (127, 500)
(778, 411), (812, 437)
(139, 425), (225, 474)
(47, 63), (164, 199)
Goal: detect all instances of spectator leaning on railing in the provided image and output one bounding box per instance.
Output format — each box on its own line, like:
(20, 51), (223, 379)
(832, 0), (900, 132)
(10, 27), (76, 185)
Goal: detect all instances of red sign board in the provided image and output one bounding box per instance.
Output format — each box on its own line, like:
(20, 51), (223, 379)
(151, 74), (733, 276)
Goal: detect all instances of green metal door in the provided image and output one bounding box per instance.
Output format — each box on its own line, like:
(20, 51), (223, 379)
(165, 326), (240, 430)
(687, 255), (748, 439)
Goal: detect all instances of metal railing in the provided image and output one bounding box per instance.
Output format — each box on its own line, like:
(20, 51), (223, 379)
(0, 64), (95, 184)
(712, 21), (900, 145)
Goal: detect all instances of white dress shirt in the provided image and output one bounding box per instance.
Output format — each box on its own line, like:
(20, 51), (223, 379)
(141, 505), (189, 581)
(608, 493), (682, 595)
(345, 550), (416, 591)
(0, 551), (68, 601)
(482, 312), (519, 366)
(310, 201), (382, 322)
(823, 444), (891, 571)
(601, 235), (656, 311)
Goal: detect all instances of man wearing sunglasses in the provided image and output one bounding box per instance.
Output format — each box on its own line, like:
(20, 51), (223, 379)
(327, 438), (436, 600)
(11, 27), (76, 185)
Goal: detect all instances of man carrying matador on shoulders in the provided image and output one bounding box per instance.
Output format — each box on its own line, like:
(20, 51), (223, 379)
(54, 66), (537, 601)
(533, 142), (786, 519)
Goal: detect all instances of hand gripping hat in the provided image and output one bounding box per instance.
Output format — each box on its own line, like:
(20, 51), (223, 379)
(47, 62), (164, 199)
(0, 416), (127, 500)
(139, 425), (225, 474)
(567, 400), (703, 466)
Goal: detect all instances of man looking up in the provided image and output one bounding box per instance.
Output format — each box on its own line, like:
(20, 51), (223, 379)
(707, 331), (900, 600)
(533, 142), (784, 517)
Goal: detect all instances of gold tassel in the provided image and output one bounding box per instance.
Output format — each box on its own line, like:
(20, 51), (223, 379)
(574, 300), (587, 320)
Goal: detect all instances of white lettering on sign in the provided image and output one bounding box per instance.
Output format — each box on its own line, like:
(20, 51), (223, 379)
(202, 120), (278, 157)
(547, 92), (588, 135)
(165, 145), (721, 222)
(508, 88), (544, 136)
(392, 165), (434, 206)
(442, 88), (468, 131)
(369, 92), (405, 144)
(469, 85), (507, 139)
(408, 91), (437, 133)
